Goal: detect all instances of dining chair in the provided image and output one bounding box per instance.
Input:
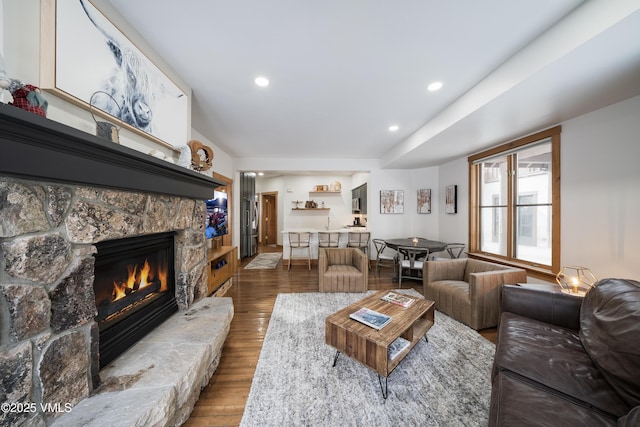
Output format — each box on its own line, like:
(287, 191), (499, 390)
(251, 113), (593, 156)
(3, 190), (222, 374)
(372, 238), (396, 276)
(318, 231), (340, 248)
(348, 232), (371, 269)
(446, 243), (466, 259)
(288, 232), (311, 270)
(397, 246), (429, 288)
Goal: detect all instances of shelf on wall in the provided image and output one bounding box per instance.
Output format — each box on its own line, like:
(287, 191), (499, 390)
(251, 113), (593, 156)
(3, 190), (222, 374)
(309, 191), (341, 194)
(292, 208), (330, 211)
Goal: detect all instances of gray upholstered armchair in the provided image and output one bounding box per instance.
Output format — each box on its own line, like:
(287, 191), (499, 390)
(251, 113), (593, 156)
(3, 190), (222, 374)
(424, 258), (527, 330)
(318, 248), (368, 292)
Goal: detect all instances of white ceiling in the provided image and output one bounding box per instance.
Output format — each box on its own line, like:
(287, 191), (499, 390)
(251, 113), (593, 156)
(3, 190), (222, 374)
(107, 0), (640, 170)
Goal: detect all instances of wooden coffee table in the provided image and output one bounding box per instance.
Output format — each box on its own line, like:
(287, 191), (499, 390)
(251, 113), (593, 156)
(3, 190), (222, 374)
(325, 290), (435, 398)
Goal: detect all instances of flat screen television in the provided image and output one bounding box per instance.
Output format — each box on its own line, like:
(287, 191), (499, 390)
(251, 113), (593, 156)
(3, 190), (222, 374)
(206, 190), (228, 238)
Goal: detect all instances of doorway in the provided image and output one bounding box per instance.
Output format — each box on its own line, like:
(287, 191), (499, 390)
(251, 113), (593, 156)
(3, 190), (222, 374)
(261, 192), (278, 247)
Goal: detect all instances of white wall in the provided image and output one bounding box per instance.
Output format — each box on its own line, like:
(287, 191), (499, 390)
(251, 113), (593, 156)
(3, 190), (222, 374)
(561, 95), (640, 280)
(437, 95), (640, 280)
(437, 157), (469, 247)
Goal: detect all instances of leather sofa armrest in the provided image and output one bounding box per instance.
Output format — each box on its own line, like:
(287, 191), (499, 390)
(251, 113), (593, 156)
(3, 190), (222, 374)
(501, 284), (583, 330)
(618, 405), (640, 427)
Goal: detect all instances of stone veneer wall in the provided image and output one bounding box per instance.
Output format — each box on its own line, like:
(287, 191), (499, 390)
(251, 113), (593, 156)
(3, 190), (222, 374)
(0, 175), (210, 426)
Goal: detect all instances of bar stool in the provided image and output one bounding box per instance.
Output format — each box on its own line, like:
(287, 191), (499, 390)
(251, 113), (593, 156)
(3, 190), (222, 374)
(288, 232), (311, 270)
(318, 231), (340, 248)
(348, 232), (370, 269)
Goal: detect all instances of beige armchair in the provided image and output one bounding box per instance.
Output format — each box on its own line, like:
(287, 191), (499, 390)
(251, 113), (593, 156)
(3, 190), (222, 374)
(424, 258), (527, 330)
(318, 248), (368, 292)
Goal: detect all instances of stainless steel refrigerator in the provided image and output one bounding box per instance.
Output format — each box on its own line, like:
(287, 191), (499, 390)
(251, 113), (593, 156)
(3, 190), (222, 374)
(240, 173), (257, 258)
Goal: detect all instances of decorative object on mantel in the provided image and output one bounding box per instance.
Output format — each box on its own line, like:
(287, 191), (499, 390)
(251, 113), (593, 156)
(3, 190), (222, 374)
(148, 149), (174, 164)
(176, 145), (192, 169)
(90, 91), (121, 143)
(556, 265), (598, 296)
(9, 85), (48, 118)
(187, 140), (214, 171)
(1, 53), (48, 117)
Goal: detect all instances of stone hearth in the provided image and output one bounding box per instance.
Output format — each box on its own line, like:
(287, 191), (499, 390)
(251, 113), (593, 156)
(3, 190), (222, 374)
(52, 296), (233, 427)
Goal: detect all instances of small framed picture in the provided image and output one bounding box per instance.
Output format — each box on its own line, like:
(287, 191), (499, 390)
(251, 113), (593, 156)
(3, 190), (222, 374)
(445, 185), (457, 214)
(380, 190), (404, 214)
(417, 189), (431, 214)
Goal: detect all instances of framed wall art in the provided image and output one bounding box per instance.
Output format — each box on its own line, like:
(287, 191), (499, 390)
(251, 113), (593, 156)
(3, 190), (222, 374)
(40, 0), (189, 149)
(380, 190), (404, 214)
(417, 189), (431, 214)
(445, 185), (457, 214)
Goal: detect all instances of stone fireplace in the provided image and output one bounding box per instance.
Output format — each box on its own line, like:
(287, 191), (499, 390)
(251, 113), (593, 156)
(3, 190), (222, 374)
(0, 105), (226, 425)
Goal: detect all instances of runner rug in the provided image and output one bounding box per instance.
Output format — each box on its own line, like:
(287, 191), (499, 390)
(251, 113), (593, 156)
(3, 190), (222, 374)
(240, 290), (495, 426)
(244, 252), (282, 269)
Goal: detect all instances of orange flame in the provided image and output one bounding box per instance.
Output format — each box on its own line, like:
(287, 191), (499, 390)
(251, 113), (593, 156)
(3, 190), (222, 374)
(158, 260), (168, 292)
(138, 259), (151, 289)
(111, 258), (168, 302)
(112, 280), (128, 301)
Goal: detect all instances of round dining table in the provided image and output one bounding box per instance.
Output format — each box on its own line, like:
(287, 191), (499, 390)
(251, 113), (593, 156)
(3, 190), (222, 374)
(384, 238), (448, 281)
(384, 237), (448, 253)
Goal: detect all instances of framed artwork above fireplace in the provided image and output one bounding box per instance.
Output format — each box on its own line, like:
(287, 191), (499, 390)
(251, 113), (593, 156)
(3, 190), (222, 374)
(40, 0), (189, 150)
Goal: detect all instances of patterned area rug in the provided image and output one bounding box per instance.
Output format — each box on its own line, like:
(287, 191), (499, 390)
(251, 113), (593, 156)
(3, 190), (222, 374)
(240, 290), (495, 427)
(244, 253), (282, 269)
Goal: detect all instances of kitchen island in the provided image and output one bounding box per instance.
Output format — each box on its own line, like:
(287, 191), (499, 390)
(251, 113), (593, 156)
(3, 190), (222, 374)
(282, 228), (369, 263)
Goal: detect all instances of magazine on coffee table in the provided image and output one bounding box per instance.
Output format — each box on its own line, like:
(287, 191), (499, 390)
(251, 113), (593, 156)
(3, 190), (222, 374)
(388, 336), (411, 360)
(381, 291), (416, 308)
(349, 307), (392, 330)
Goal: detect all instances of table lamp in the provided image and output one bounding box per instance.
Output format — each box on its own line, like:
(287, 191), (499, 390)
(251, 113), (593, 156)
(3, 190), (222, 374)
(555, 266), (597, 296)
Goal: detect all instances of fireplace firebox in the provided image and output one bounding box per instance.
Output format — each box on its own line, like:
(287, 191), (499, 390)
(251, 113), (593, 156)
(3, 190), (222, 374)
(94, 232), (178, 368)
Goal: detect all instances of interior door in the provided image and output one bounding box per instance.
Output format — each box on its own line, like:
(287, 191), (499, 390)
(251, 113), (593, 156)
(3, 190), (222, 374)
(261, 192), (278, 247)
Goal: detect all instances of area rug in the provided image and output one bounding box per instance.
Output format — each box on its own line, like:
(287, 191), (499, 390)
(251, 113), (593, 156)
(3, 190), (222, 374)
(244, 253), (282, 269)
(240, 290), (495, 427)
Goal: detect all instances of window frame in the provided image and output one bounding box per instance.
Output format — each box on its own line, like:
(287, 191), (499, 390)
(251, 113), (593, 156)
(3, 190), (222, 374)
(468, 126), (561, 281)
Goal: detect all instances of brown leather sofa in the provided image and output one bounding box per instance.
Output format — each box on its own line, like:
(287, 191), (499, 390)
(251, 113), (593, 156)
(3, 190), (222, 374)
(318, 247), (368, 292)
(423, 259), (527, 330)
(490, 278), (640, 426)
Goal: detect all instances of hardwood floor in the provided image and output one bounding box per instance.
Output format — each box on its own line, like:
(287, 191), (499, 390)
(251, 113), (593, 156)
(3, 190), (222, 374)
(183, 245), (497, 427)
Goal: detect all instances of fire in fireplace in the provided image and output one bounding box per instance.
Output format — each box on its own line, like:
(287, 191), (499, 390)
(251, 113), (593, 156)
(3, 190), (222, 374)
(94, 232), (178, 368)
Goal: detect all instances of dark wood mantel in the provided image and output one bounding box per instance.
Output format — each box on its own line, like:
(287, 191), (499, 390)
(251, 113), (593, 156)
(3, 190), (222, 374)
(0, 104), (223, 199)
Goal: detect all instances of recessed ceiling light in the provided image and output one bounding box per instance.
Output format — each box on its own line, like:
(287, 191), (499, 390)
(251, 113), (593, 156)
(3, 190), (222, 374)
(427, 81), (443, 91)
(255, 76), (269, 87)
(258, 172), (264, 176)
(388, 125), (399, 132)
